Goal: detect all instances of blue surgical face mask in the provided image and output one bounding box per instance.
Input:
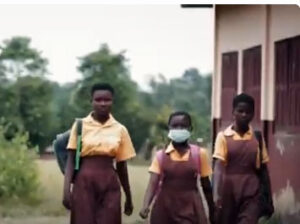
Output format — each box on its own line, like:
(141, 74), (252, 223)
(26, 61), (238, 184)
(168, 129), (191, 143)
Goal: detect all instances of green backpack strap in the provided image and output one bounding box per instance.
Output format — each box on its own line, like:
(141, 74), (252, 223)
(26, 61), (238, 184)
(75, 119), (83, 171)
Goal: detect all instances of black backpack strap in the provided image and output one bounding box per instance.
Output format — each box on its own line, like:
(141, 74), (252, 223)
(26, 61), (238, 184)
(75, 119), (83, 170)
(254, 130), (263, 167)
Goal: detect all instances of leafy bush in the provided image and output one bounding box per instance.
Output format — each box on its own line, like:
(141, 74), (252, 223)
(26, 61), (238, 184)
(0, 125), (40, 203)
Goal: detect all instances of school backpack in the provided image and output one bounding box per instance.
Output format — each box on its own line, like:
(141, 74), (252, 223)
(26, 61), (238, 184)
(53, 119), (82, 174)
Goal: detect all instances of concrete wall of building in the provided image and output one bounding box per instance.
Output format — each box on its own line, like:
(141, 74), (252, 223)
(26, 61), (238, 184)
(213, 5), (265, 120)
(267, 5), (300, 120)
(213, 5), (300, 121)
(267, 6), (300, 222)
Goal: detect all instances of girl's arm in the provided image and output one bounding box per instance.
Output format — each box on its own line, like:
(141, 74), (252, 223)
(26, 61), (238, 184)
(116, 161), (133, 216)
(213, 159), (225, 207)
(201, 176), (214, 224)
(212, 159), (225, 224)
(139, 172), (160, 219)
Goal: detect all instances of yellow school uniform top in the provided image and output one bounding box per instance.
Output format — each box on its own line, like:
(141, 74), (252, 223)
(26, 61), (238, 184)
(213, 125), (269, 168)
(149, 143), (213, 178)
(67, 113), (136, 162)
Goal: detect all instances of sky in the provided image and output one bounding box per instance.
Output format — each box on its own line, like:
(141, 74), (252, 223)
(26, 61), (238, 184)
(0, 5), (213, 89)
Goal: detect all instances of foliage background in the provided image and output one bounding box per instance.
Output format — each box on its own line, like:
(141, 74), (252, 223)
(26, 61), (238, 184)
(0, 36), (212, 154)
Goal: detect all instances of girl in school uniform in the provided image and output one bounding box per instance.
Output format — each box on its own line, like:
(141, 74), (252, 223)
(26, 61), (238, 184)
(139, 111), (215, 224)
(62, 83), (136, 224)
(213, 93), (272, 224)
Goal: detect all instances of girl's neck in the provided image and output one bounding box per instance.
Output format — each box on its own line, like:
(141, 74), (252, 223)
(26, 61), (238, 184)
(232, 122), (249, 136)
(172, 141), (189, 155)
(93, 112), (109, 124)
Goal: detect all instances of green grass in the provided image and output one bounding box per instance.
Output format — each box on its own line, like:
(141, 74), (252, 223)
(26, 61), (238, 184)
(0, 159), (150, 224)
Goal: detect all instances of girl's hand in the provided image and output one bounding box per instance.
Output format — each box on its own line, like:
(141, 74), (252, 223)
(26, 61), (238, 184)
(214, 196), (222, 210)
(213, 199), (222, 224)
(124, 199), (133, 216)
(139, 207), (150, 219)
(62, 189), (72, 210)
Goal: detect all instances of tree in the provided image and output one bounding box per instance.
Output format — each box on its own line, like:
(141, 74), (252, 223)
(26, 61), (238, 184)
(0, 36), (53, 152)
(0, 36), (48, 79)
(51, 82), (78, 133)
(15, 76), (55, 150)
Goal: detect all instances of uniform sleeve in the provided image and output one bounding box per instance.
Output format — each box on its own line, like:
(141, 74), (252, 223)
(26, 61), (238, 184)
(115, 127), (136, 162)
(149, 156), (161, 174)
(199, 148), (213, 177)
(213, 132), (227, 162)
(67, 122), (77, 150)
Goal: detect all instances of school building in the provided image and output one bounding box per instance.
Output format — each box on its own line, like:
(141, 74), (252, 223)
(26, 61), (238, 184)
(211, 5), (300, 223)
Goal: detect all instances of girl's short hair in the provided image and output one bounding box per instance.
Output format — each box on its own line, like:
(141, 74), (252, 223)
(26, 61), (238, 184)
(168, 111), (192, 127)
(233, 93), (255, 112)
(91, 83), (115, 97)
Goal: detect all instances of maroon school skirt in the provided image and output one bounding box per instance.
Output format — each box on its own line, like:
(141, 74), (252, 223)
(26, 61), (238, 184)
(70, 156), (121, 224)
